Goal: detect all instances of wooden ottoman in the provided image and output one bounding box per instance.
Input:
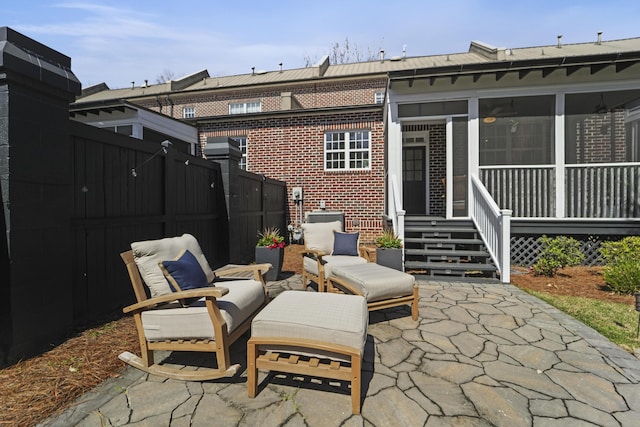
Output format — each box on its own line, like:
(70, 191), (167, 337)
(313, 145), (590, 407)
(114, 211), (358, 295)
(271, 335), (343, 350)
(247, 290), (368, 414)
(327, 263), (419, 321)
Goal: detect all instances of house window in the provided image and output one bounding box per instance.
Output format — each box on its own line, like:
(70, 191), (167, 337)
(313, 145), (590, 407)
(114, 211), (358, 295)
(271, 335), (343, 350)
(324, 130), (371, 171)
(229, 101), (261, 114)
(232, 136), (248, 170)
(183, 107), (195, 118)
(375, 91), (385, 104)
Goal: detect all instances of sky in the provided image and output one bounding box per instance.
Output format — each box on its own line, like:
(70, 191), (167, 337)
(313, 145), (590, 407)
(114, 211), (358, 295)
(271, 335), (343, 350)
(2, 1), (640, 90)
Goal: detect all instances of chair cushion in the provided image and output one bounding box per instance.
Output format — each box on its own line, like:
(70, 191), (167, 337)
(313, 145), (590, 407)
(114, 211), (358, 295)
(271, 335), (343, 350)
(333, 231), (359, 256)
(131, 234), (215, 298)
(159, 249), (208, 292)
(331, 263), (415, 302)
(301, 221), (342, 254)
(141, 279), (265, 341)
(251, 291), (368, 358)
(303, 254), (368, 278)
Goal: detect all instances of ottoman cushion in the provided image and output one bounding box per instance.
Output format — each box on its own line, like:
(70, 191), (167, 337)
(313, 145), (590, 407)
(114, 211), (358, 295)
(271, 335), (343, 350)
(331, 263), (415, 303)
(251, 291), (368, 357)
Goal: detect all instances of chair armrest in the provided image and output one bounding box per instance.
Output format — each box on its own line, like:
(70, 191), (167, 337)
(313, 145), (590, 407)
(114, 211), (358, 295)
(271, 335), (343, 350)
(214, 263), (272, 284)
(302, 249), (327, 260)
(360, 246), (375, 262)
(214, 263), (271, 278)
(122, 287), (229, 314)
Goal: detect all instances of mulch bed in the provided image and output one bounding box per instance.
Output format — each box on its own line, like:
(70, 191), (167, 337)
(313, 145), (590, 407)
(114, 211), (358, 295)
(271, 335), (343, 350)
(0, 245), (631, 426)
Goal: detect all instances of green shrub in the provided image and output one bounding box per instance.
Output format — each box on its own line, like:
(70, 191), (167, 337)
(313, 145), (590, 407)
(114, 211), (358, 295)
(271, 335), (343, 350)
(532, 235), (585, 277)
(600, 236), (640, 294)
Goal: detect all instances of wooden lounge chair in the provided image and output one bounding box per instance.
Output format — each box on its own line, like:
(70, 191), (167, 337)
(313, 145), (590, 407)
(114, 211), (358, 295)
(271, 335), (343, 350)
(119, 233), (271, 381)
(301, 220), (372, 292)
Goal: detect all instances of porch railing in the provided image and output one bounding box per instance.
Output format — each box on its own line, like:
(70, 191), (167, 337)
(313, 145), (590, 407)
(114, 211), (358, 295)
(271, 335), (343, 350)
(480, 163), (640, 218)
(470, 174), (512, 284)
(480, 166), (555, 218)
(565, 163), (640, 218)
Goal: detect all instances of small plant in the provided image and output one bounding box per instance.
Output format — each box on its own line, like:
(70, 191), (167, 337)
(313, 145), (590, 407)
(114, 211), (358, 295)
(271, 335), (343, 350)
(256, 227), (285, 249)
(600, 236), (640, 294)
(375, 229), (402, 249)
(532, 235), (584, 277)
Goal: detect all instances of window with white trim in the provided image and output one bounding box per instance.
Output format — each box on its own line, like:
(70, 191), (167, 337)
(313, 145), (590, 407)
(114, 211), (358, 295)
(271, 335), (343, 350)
(183, 106), (195, 118)
(229, 101), (261, 114)
(232, 136), (248, 170)
(374, 91), (385, 104)
(324, 130), (371, 171)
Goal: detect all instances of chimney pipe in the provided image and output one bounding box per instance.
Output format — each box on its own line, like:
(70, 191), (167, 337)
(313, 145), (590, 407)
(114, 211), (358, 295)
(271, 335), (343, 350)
(379, 49), (385, 63)
(597, 31), (603, 45)
(557, 35), (563, 48)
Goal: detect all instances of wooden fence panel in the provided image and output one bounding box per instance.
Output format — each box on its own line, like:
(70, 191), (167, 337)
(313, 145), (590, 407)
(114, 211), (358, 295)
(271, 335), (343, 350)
(69, 122), (229, 323)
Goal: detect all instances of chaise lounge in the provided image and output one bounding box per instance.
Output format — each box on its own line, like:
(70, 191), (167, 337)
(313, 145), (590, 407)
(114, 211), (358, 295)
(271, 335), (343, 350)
(301, 220), (371, 292)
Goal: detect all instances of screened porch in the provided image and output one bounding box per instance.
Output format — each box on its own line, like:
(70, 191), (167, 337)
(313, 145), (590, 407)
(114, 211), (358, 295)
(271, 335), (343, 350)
(476, 89), (640, 219)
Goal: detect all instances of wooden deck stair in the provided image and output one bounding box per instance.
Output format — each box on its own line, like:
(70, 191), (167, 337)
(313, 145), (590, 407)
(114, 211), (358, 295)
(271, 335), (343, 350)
(403, 216), (498, 279)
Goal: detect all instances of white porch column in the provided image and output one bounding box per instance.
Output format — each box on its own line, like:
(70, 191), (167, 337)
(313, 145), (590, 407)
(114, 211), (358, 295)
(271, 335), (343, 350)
(387, 102), (404, 240)
(445, 117), (453, 218)
(555, 93), (566, 218)
(468, 97), (480, 217)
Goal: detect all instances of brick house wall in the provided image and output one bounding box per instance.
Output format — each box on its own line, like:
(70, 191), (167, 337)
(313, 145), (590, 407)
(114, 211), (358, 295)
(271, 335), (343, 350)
(137, 78), (387, 120)
(132, 77), (389, 242)
(199, 110), (385, 242)
(574, 110), (627, 163)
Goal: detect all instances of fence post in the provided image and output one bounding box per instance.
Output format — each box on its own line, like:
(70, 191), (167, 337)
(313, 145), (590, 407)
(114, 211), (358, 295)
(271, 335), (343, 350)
(0, 27), (81, 366)
(204, 137), (242, 261)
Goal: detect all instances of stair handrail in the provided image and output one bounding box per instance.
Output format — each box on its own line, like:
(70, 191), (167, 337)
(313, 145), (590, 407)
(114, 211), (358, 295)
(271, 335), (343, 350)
(470, 174), (511, 283)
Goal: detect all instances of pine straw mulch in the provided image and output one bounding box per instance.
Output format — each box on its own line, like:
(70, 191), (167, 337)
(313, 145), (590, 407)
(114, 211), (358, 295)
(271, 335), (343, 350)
(0, 245), (632, 426)
(0, 318), (140, 427)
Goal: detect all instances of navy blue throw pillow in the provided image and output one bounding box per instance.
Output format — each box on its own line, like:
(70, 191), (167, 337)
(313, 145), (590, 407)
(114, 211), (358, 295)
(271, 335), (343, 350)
(160, 249), (208, 292)
(333, 231), (359, 256)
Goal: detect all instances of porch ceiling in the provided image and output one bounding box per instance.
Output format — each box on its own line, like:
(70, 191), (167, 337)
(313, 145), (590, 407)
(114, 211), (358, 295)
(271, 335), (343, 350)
(388, 50), (640, 87)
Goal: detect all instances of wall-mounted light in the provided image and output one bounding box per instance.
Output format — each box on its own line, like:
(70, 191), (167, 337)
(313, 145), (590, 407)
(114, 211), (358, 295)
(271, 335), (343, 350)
(482, 117), (497, 124)
(131, 140), (172, 177)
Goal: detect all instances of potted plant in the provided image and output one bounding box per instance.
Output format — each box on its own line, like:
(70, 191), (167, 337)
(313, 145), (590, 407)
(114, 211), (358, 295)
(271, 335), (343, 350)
(255, 227), (286, 281)
(375, 229), (403, 271)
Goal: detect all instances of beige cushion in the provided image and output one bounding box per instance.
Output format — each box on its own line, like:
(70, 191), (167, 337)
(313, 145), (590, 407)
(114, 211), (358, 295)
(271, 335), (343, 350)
(141, 279), (265, 341)
(331, 263), (415, 302)
(303, 254), (368, 278)
(251, 291), (368, 359)
(301, 221), (342, 254)
(131, 234), (215, 298)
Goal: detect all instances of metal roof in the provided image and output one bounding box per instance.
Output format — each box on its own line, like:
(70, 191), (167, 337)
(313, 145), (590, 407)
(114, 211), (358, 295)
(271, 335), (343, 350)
(75, 36), (640, 104)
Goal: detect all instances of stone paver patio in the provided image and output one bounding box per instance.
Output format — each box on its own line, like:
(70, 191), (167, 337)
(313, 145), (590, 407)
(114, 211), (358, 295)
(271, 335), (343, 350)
(42, 275), (640, 426)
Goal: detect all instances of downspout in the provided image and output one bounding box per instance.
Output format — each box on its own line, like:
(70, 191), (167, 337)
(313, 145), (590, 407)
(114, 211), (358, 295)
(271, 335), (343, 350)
(166, 95), (174, 117)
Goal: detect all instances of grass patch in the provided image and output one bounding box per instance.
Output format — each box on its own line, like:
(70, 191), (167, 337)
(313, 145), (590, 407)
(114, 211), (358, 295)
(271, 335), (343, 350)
(525, 290), (640, 351)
